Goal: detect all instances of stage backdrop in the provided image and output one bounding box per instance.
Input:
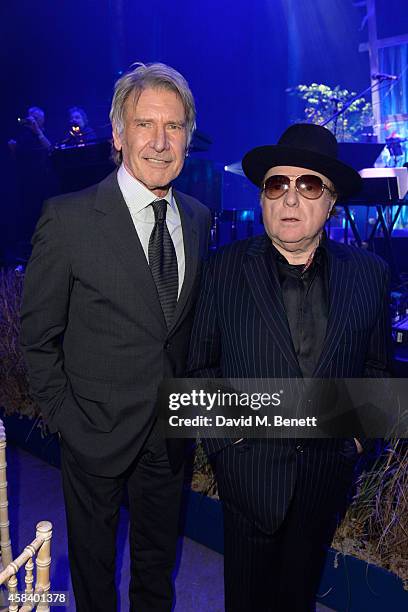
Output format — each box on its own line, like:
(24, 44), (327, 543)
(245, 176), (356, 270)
(2, 0), (373, 165)
(2, 0), (404, 257)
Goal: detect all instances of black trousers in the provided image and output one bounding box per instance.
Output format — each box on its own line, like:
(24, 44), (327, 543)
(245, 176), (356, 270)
(60, 424), (184, 612)
(217, 443), (356, 612)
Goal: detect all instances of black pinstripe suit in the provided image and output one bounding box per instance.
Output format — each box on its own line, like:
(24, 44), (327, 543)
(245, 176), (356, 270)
(187, 232), (392, 611)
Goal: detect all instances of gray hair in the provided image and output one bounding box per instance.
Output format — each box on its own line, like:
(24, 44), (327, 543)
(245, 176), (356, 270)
(110, 62), (196, 165)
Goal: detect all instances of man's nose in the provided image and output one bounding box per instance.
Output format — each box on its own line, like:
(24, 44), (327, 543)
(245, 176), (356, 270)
(151, 125), (169, 151)
(283, 183), (299, 207)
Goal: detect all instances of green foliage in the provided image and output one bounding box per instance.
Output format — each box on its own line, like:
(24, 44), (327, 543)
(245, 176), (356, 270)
(333, 440), (408, 587)
(294, 83), (373, 142)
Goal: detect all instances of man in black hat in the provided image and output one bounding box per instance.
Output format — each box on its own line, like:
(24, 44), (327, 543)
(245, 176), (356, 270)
(188, 124), (392, 611)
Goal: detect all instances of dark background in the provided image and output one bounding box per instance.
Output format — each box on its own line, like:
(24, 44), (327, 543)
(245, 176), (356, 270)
(1, 0), (379, 164)
(1, 0), (407, 240)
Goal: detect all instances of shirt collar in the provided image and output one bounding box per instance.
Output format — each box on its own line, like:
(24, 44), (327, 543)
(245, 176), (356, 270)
(117, 163), (174, 214)
(269, 233), (328, 269)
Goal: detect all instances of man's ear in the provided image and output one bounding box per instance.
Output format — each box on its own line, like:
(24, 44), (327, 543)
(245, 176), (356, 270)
(327, 194), (337, 218)
(112, 128), (122, 152)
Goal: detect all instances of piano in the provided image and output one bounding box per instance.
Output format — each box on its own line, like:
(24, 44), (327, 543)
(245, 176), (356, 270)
(337, 167), (408, 285)
(349, 167), (408, 204)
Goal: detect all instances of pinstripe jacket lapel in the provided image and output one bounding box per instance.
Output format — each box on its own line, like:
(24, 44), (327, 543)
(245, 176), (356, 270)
(243, 234), (301, 374)
(242, 234), (357, 378)
(313, 240), (356, 376)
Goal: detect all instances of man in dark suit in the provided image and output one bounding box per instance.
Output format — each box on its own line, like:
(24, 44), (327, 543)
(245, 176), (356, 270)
(188, 124), (392, 611)
(21, 63), (211, 611)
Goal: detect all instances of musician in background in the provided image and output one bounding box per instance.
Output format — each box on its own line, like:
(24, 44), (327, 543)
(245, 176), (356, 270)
(7, 106), (52, 252)
(61, 106), (97, 146)
(385, 131), (405, 167)
(8, 106), (51, 157)
(383, 119), (406, 167)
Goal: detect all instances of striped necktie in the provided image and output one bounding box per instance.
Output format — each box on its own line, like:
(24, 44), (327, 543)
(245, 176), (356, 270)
(148, 199), (178, 328)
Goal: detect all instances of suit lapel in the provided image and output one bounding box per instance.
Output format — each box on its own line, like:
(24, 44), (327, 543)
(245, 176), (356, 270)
(93, 171), (167, 330)
(313, 240), (356, 376)
(242, 234), (356, 377)
(243, 235), (301, 374)
(169, 191), (199, 333)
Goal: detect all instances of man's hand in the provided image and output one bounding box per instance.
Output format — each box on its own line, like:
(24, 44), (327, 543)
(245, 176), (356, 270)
(25, 117), (51, 149)
(26, 115), (41, 134)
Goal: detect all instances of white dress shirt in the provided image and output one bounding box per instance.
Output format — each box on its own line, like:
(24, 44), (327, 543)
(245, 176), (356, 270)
(116, 163), (185, 297)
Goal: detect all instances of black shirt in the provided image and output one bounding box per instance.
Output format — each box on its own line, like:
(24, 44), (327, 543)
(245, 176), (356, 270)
(269, 241), (329, 378)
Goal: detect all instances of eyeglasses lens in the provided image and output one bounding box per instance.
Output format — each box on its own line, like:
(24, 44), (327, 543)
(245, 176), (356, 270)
(296, 175), (324, 199)
(264, 175), (324, 200)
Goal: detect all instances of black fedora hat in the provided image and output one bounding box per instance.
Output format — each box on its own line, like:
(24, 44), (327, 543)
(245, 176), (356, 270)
(242, 123), (362, 200)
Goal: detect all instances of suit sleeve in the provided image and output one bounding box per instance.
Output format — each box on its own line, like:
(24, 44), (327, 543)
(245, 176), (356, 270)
(187, 255), (240, 455)
(187, 255), (222, 378)
(364, 262), (393, 378)
(20, 201), (73, 433)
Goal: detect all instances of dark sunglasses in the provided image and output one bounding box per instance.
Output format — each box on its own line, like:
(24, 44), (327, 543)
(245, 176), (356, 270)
(263, 174), (336, 200)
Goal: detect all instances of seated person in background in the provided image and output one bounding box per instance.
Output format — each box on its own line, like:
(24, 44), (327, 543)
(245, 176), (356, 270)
(8, 106), (51, 156)
(7, 106), (53, 248)
(61, 106), (97, 145)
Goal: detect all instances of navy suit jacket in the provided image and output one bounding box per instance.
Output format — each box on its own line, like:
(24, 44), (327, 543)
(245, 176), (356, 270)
(187, 233), (392, 532)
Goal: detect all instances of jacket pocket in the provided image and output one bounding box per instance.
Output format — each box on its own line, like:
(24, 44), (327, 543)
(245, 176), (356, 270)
(68, 371), (112, 403)
(66, 371), (113, 432)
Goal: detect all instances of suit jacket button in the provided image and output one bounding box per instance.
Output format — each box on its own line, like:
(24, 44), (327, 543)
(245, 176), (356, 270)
(296, 444), (303, 452)
(164, 341), (171, 350)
